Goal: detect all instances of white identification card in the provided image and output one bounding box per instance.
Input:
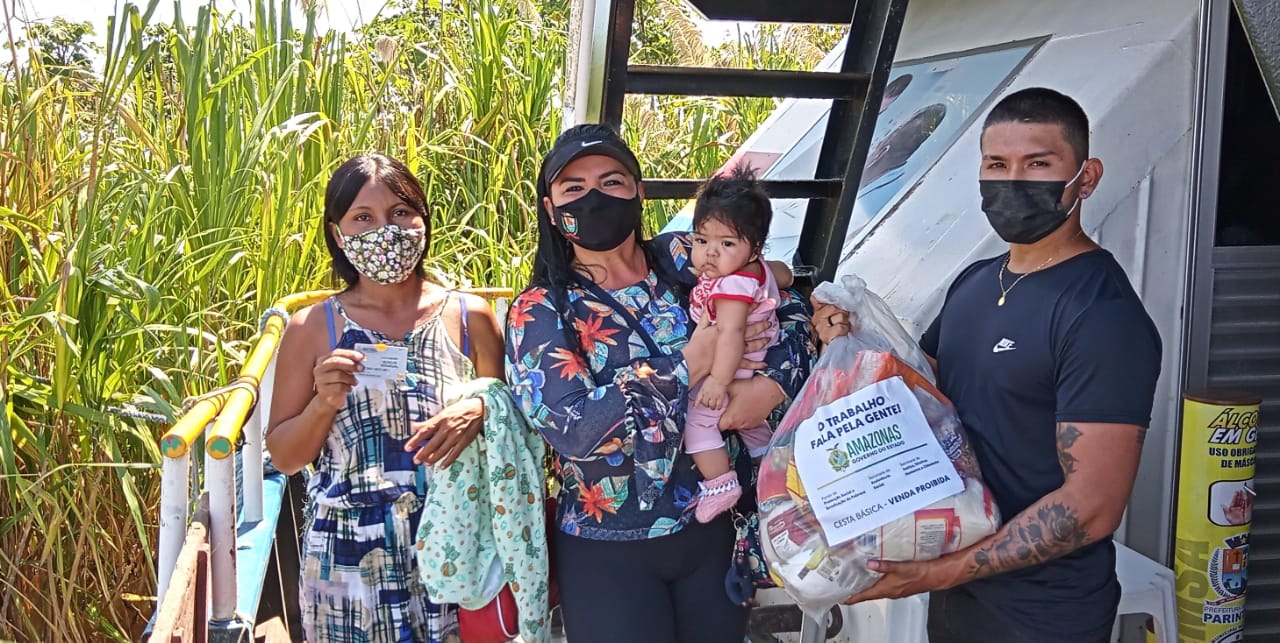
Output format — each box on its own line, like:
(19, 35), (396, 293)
(353, 342), (410, 392)
(793, 376), (964, 546)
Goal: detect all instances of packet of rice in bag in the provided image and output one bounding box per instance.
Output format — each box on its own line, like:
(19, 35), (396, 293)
(758, 275), (1000, 619)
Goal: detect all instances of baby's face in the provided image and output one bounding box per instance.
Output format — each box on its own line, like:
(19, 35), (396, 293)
(691, 217), (755, 279)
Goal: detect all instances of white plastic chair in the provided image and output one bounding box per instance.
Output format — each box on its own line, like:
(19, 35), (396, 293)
(802, 594), (928, 643)
(1112, 542), (1178, 643)
(854, 595), (928, 643)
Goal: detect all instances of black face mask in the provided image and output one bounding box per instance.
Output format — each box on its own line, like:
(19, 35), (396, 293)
(979, 165), (1084, 244)
(552, 189), (642, 252)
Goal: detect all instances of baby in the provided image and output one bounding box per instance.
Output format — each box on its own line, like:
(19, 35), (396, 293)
(686, 167), (793, 523)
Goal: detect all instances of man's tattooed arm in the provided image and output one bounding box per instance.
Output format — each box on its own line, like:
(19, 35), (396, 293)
(968, 501), (1090, 579)
(958, 422), (1128, 582)
(1056, 423), (1081, 476)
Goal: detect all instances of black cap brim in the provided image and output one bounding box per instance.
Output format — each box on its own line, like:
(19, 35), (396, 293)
(541, 137), (643, 187)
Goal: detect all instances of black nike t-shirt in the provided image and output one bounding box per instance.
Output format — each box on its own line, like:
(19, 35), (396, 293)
(920, 249), (1161, 640)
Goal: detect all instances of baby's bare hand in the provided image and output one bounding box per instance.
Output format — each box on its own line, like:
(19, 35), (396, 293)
(696, 379), (729, 411)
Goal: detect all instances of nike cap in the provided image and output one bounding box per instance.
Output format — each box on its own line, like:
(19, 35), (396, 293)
(540, 127), (643, 188)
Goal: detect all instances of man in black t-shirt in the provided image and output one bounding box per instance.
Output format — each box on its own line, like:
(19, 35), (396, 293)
(813, 87), (1162, 642)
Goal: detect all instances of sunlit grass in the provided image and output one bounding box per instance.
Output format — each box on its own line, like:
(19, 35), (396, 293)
(0, 0), (838, 638)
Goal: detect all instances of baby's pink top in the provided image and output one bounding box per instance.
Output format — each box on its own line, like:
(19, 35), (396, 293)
(689, 261), (781, 368)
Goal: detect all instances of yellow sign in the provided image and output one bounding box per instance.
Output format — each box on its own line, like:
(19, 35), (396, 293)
(1174, 391), (1261, 643)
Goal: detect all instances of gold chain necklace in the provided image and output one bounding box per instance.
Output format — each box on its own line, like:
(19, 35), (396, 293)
(996, 229), (1088, 306)
(997, 255), (1055, 307)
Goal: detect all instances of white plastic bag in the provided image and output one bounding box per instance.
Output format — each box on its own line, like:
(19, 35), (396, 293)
(756, 276), (1000, 619)
(811, 275), (935, 380)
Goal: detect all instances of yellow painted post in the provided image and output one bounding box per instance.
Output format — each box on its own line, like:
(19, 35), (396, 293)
(199, 291), (334, 459)
(161, 395), (228, 458)
(1173, 389), (1261, 643)
(205, 317), (284, 460)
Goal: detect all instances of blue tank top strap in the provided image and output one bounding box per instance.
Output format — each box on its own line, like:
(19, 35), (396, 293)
(457, 292), (470, 357)
(324, 298), (338, 349)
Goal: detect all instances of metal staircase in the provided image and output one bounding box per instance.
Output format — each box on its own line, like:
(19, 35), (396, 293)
(593, 0), (910, 284)
(590, 2), (910, 639)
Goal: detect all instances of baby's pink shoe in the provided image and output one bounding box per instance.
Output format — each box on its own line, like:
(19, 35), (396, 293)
(695, 471), (742, 523)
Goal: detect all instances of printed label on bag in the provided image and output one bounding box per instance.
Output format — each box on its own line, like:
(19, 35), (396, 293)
(913, 509), (955, 559)
(353, 342), (409, 391)
(793, 376), (963, 546)
(806, 548), (843, 582)
(766, 504), (818, 560)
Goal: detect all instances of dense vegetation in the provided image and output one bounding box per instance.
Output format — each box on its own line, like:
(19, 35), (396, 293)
(0, 0), (839, 638)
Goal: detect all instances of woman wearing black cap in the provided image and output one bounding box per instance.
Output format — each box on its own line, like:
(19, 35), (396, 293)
(505, 124), (814, 642)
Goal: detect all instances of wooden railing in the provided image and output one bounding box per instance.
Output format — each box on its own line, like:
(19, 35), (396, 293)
(150, 495), (210, 643)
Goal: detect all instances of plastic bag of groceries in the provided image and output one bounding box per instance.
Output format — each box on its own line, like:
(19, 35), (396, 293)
(756, 275), (1000, 619)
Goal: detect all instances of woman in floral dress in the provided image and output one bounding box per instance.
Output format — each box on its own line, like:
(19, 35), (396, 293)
(505, 125), (814, 643)
(266, 154), (505, 642)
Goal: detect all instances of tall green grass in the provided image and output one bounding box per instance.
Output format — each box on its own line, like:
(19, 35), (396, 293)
(0, 0), (839, 638)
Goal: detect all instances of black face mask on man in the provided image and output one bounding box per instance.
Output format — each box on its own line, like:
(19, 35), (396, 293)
(552, 189), (642, 252)
(979, 163), (1085, 244)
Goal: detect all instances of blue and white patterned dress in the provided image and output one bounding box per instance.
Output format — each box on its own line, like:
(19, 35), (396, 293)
(299, 295), (470, 643)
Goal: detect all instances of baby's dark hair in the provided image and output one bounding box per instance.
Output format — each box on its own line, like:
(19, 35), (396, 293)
(692, 166), (772, 254)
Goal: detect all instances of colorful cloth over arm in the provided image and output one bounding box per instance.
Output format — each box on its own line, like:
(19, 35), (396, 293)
(415, 377), (550, 643)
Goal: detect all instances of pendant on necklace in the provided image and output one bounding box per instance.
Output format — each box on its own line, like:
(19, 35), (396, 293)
(997, 295), (1006, 307)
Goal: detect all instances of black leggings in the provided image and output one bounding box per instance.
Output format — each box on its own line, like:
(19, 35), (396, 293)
(554, 517), (748, 643)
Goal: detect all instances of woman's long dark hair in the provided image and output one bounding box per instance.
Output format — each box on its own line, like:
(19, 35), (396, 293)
(322, 154), (431, 288)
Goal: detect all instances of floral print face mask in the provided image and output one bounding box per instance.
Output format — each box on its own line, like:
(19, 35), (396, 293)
(338, 224), (426, 285)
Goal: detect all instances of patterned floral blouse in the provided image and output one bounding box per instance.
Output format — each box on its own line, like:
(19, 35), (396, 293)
(505, 232), (814, 541)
